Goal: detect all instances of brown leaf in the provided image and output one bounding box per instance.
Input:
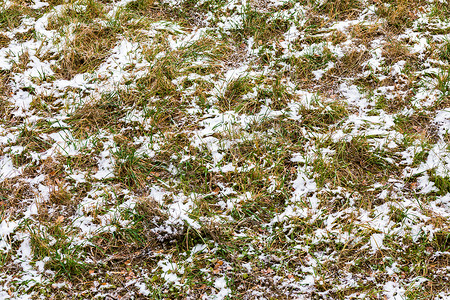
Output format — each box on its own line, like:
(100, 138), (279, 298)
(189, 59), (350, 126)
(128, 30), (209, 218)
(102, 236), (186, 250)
(215, 260), (223, 267)
(195, 284), (207, 290)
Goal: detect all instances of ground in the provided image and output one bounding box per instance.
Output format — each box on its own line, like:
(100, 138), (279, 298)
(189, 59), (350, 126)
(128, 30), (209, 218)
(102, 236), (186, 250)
(0, 0), (449, 299)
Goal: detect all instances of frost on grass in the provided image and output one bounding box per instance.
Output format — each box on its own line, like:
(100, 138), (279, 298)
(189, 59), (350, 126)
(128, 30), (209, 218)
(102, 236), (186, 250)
(0, 0), (449, 299)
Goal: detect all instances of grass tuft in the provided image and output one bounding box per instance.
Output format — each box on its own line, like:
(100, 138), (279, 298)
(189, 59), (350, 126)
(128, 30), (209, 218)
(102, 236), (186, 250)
(55, 24), (117, 79)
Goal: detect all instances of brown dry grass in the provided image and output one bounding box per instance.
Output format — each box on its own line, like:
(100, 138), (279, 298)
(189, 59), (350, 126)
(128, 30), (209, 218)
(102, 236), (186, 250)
(316, 0), (363, 21)
(330, 49), (371, 77)
(376, 0), (425, 33)
(54, 24), (117, 79)
(0, 33), (10, 48)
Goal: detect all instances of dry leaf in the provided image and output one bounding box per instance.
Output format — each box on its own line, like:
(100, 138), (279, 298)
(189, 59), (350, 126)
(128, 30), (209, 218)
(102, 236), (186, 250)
(195, 284), (207, 290)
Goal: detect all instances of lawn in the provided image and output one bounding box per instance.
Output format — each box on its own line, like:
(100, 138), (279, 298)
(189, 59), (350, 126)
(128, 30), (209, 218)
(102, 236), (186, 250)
(0, 0), (449, 299)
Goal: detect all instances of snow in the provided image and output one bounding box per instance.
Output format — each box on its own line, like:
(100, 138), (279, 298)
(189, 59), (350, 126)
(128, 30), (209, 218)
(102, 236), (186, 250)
(211, 276), (231, 300)
(0, 155), (21, 179)
(383, 281), (406, 300)
(369, 233), (385, 252)
(0, 220), (18, 250)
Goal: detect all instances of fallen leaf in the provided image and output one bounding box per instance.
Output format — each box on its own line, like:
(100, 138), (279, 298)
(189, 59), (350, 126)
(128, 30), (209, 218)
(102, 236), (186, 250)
(195, 284), (207, 290)
(213, 260), (224, 274)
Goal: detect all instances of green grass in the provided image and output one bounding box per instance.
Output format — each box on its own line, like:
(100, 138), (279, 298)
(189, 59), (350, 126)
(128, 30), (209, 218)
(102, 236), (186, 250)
(26, 220), (90, 278)
(0, 5), (29, 30)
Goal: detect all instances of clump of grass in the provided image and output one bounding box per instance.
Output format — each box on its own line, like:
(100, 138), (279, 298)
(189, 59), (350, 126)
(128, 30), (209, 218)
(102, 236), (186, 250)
(136, 54), (180, 98)
(329, 49), (370, 77)
(11, 51), (31, 73)
(26, 221), (90, 278)
(45, 0), (68, 6)
(424, 69), (450, 110)
(248, 117), (307, 145)
(180, 37), (231, 75)
(289, 46), (336, 82)
(350, 24), (383, 46)
(47, 0), (104, 29)
(0, 177), (35, 206)
(113, 145), (169, 189)
(376, 0), (423, 33)
(440, 40), (450, 62)
(435, 69), (450, 98)
(0, 71), (12, 122)
(0, 33), (10, 48)
(114, 146), (150, 188)
(15, 28), (36, 41)
(394, 112), (439, 142)
(125, 0), (155, 12)
(299, 101), (349, 130)
(315, 0), (362, 21)
(176, 157), (213, 194)
(88, 198), (168, 264)
(124, 0), (221, 27)
(333, 138), (392, 172)
(67, 92), (126, 137)
(429, 171), (450, 196)
(11, 126), (52, 168)
(230, 6), (290, 44)
(314, 136), (398, 191)
(0, 5), (31, 30)
(256, 76), (294, 110)
(217, 76), (259, 113)
(382, 39), (412, 65)
(430, 0), (450, 21)
(55, 24), (117, 79)
(49, 181), (72, 205)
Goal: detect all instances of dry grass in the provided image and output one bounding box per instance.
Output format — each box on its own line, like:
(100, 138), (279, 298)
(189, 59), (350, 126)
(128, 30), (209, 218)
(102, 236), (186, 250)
(376, 0), (424, 33)
(0, 33), (10, 48)
(329, 49), (370, 77)
(54, 24), (117, 79)
(67, 92), (127, 137)
(315, 0), (363, 21)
